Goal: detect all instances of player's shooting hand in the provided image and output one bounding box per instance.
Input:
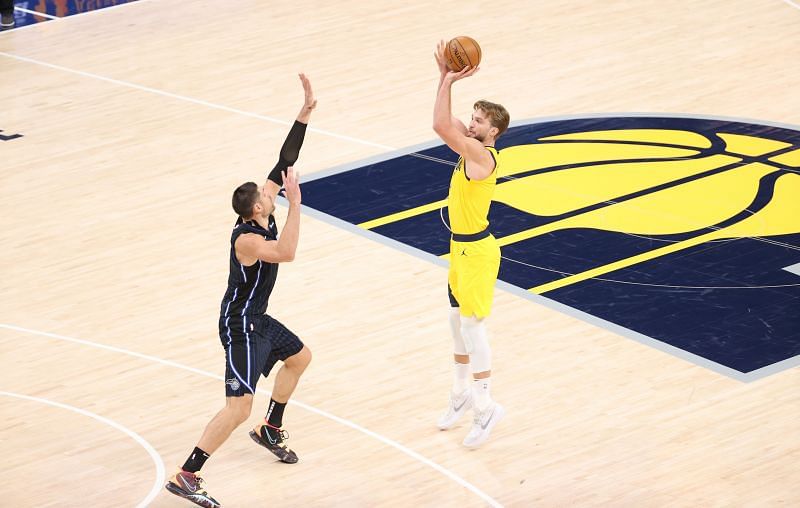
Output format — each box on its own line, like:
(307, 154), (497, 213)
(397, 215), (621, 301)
(434, 40), (450, 76)
(436, 40), (480, 83)
(283, 167), (302, 206)
(447, 64), (480, 83)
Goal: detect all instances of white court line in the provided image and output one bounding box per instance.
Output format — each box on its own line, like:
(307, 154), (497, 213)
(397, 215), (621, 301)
(2, 0), (391, 151)
(0, 51), (396, 152)
(13, 7), (59, 20)
(3, 0), (150, 35)
(0, 390), (165, 508)
(14, 0), (149, 20)
(52, 0), (153, 20)
(0, 323), (503, 508)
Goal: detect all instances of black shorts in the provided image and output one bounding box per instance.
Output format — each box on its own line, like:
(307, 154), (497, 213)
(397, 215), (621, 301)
(218, 314), (304, 397)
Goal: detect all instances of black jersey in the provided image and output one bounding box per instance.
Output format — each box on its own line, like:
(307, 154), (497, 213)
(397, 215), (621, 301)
(219, 216), (279, 318)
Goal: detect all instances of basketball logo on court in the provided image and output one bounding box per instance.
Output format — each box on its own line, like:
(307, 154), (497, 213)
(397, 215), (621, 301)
(302, 116), (800, 379)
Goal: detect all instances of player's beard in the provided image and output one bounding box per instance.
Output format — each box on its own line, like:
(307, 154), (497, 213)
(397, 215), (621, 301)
(261, 200), (275, 218)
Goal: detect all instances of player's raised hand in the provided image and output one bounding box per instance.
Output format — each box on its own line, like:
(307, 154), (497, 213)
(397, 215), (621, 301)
(282, 167), (301, 206)
(435, 40), (450, 76)
(299, 73), (317, 113)
(449, 64), (480, 83)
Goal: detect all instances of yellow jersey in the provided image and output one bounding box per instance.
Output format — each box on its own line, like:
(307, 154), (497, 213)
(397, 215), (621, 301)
(447, 146), (499, 235)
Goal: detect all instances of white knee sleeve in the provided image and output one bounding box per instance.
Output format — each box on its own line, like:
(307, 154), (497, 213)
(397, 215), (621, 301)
(449, 308), (468, 355)
(460, 316), (491, 373)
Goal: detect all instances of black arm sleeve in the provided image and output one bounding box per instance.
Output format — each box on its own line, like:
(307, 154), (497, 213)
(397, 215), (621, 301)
(267, 120), (308, 186)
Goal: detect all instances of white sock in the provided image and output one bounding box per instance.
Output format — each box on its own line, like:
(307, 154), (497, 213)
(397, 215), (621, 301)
(472, 377), (492, 412)
(453, 362), (471, 394)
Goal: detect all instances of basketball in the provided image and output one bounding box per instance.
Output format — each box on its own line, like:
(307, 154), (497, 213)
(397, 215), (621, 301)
(445, 36), (482, 72)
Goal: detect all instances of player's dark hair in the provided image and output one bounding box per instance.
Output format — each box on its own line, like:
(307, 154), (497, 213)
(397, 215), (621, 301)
(232, 182), (259, 219)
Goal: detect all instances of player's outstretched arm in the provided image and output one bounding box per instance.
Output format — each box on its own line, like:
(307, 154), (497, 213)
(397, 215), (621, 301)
(434, 40), (469, 136)
(433, 50), (481, 157)
(266, 74), (317, 198)
(435, 42), (468, 135)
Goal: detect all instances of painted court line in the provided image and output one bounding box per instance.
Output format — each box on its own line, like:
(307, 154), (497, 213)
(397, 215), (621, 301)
(0, 51), (395, 151)
(783, 262), (800, 276)
(781, 0), (800, 11)
(13, 7), (59, 20)
(3, 0), (149, 34)
(0, 323), (503, 508)
(2, 32), (797, 382)
(1, 49), (797, 256)
(294, 199), (800, 383)
(14, 0), (149, 20)
(0, 390), (165, 508)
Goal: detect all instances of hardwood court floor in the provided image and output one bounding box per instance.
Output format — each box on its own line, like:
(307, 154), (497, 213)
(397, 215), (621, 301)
(1, 1), (798, 506)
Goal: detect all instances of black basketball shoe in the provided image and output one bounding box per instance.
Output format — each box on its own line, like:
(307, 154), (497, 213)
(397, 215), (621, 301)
(165, 470), (221, 508)
(249, 422), (299, 463)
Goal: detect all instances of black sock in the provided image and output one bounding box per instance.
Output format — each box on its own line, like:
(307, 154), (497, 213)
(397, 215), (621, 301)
(266, 398), (286, 428)
(182, 447), (210, 473)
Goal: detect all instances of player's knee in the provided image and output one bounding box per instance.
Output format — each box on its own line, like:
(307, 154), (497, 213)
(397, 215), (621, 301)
(228, 396), (253, 424)
(449, 308), (468, 355)
(299, 346), (312, 369)
(286, 345), (311, 372)
(460, 316), (491, 372)
(236, 405), (252, 424)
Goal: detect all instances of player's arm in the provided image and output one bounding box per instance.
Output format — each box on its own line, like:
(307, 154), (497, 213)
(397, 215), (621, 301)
(434, 85), (495, 181)
(237, 168), (302, 263)
(434, 40), (468, 136)
(265, 73), (318, 199)
(432, 45), (494, 180)
(432, 69), (480, 155)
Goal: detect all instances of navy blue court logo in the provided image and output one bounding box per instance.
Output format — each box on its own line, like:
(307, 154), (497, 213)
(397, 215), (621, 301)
(302, 116), (800, 379)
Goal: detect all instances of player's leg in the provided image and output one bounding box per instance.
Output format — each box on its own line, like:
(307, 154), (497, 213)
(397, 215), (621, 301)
(166, 321), (265, 507)
(166, 395), (253, 508)
(437, 273), (474, 430)
(458, 236), (505, 448)
(271, 344), (312, 402)
(196, 394), (255, 453)
(250, 316), (308, 463)
(460, 314), (505, 448)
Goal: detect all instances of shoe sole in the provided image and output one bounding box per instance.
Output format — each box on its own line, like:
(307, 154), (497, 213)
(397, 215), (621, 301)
(463, 404), (505, 449)
(249, 430), (299, 463)
(437, 412), (466, 430)
(164, 482), (220, 508)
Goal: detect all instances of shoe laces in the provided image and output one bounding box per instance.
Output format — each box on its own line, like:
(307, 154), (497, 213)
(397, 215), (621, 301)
(264, 424), (290, 442)
(473, 404), (493, 425)
(449, 390), (469, 407)
(177, 471), (209, 494)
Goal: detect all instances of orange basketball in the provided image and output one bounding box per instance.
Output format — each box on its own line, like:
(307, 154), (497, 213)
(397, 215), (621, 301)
(445, 36), (482, 72)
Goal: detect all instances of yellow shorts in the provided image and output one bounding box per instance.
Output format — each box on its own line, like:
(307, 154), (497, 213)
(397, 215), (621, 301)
(448, 234), (501, 319)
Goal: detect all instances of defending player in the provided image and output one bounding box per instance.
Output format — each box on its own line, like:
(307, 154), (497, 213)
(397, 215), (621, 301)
(165, 74), (317, 507)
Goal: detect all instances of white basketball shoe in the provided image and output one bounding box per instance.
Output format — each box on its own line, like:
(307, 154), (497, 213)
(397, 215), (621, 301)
(437, 389), (473, 430)
(462, 402), (505, 448)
